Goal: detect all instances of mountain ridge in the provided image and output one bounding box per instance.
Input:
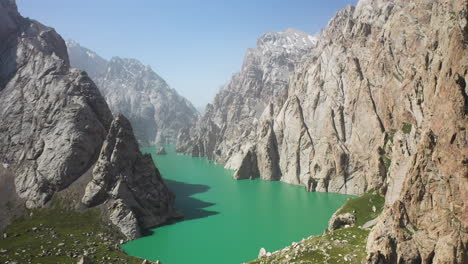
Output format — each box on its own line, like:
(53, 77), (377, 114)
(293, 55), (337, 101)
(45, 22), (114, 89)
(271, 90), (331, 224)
(0, 0), (177, 240)
(178, 0), (468, 262)
(67, 40), (199, 145)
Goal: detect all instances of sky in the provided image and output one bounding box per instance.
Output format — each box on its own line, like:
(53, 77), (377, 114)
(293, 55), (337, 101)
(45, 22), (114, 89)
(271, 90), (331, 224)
(17, 0), (358, 107)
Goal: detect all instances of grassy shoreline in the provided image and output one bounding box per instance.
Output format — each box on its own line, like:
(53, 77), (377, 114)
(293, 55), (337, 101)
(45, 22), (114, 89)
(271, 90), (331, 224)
(248, 191), (385, 264)
(0, 205), (143, 264)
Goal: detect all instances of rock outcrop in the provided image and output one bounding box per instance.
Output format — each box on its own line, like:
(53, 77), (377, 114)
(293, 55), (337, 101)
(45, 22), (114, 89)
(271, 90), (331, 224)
(328, 212), (356, 231)
(180, 0), (468, 262)
(0, 0), (176, 239)
(67, 41), (199, 145)
(156, 147), (167, 155)
(82, 115), (176, 239)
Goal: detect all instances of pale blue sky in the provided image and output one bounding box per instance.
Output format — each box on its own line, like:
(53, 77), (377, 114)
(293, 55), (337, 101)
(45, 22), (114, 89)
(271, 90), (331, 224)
(17, 0), (357, 107)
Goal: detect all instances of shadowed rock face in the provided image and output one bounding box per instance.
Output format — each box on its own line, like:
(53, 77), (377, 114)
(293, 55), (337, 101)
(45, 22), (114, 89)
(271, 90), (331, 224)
(66, 41), (199, 145)
(82, 115), (176, 239)
(0, 0), (176, 239)
(179, 0), (467, 262)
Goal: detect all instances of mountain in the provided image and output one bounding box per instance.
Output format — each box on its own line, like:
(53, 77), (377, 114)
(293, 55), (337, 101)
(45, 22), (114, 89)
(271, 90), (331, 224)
(0, 0), (176, 240)
(66, 41), (199, 145)
(179, 0), (467, 262)
(176, 28), (317, 162)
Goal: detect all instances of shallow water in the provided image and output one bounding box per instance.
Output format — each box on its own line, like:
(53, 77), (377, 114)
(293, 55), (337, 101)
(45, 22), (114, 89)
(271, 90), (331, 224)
(122, 146), (351, 264)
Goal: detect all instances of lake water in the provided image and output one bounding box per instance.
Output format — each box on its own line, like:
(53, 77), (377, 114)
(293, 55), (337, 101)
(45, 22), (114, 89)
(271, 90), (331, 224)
(122, 146), (351, 264)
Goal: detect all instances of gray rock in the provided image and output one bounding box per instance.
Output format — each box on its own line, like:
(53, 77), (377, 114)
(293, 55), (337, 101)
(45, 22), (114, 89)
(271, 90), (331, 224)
(77, 256), (91, 264)
(362, 218), (378, 229)
(156, 147), (167, 155)
(177, 28), (316, 183)
(258, 248), (267, 258)
(0, 0), (112, 209)
(0, 2), (176, 240)
(328, 213), (356, 231)
(82, 115), (176, 239)
(223, 0), (468, 263)
(66, 41), (199, 145)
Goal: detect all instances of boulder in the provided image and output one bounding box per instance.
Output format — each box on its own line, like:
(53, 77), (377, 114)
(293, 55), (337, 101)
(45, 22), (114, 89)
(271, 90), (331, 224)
(328, 213), (356, 231)
(156, 147), (167, 155)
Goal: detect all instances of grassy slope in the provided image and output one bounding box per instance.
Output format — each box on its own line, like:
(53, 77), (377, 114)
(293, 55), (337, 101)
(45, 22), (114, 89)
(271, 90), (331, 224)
(336, 191), (385, 227)
(0, 204), (142, 264)
(248, 191), (385, 264)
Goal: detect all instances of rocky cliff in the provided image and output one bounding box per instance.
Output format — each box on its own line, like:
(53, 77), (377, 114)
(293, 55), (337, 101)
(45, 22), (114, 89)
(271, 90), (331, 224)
(180, 0), (467, 262)
(177, 28), (317, 163)
(0, 0), (176, 239)
(67, 41), (199, 145)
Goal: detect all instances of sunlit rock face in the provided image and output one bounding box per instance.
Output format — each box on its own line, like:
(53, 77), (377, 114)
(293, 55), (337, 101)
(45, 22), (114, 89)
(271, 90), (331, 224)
(67, 41), (199, 145)
(180, 0), (468, 262)
(177, 28), (317, 172)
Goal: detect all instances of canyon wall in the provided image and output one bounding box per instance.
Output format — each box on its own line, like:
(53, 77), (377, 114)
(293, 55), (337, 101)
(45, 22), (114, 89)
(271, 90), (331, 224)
(180, 0), (467, 262)
(0, 0), (176, 239)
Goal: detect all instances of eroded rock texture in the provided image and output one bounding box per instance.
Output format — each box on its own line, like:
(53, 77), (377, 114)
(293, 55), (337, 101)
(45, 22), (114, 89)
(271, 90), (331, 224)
(67, 41), (199, 145)
(177, 28), (317, 171)
(0, 0), (176, 239)
(82, 115), (175, 239)
(180, 0), (468, 262)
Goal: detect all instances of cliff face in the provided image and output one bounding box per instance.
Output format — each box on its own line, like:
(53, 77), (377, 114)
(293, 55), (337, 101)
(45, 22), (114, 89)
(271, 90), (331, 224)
(82, 115), (175, 239)
(177, 28), (317, 164)
(67, 41), (199, 145)
(180, 0), (467, 262)
(0, 0), (176, 239)
(359, 0), (468, 262)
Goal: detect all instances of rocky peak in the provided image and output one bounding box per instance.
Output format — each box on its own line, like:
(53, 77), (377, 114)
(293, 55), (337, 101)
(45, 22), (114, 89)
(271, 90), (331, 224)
(180, 0), (467, 262)
(66, 39), (107, 78)
(177, 28), (315, 160)
(256, 28), (317, 51)
(0, 2), (176, 239)
(105, 56), (169, 93)
(67, 41), (199, 144)
(82, 114), (177, 239)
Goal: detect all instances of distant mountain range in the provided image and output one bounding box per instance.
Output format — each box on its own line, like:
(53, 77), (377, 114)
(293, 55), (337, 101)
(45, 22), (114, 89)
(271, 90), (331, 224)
(67, 40), (199, 145)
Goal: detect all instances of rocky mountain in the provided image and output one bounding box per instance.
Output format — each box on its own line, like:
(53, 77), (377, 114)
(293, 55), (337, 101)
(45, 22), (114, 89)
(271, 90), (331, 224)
(176, 28), (317, 162)
(66, 41), (199, 145)
(0, 0), (176, 240)
(180, 0), (467, 262)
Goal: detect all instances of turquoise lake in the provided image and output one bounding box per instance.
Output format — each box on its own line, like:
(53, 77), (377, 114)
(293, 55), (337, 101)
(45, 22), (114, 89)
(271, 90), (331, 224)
(122, 146), (351, 264)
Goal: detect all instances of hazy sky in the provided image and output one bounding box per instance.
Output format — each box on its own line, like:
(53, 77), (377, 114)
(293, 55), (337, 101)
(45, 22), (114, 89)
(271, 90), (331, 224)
(17, 0), (357, 107)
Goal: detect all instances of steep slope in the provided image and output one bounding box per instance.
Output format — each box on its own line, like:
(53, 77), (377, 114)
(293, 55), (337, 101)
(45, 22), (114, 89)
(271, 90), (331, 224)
(181, 0), (468, 262)
(0, 0), (176, 240)
(283, 0), (467, 262)
(177, 28), (317, 165)
(67, 41), (199, 144)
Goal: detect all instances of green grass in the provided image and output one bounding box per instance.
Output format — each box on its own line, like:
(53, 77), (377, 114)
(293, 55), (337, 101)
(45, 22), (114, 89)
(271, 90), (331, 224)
(0, 204), (142, 264)
(249, 227), (369, 264)
(402, 122), (412, 134)
(380, 155), (392, 170)
(248, 191), (385, 264)
(336, 190), (385, 227)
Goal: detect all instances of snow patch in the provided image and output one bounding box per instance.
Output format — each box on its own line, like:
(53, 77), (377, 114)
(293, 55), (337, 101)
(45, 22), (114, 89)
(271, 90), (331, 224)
(86, 51), (96, 59)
